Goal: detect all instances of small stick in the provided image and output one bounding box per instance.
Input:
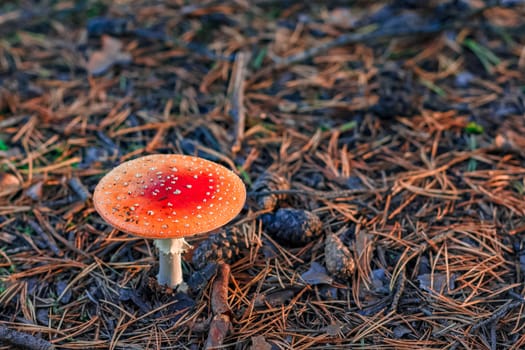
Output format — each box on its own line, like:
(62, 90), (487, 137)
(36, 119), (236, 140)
(0, 325), (53, 350)
(205, 263), (231, 349)
(268, 2), (516, 68)
(228, 51), (250, 154)
(205, 315), (230, 350)
(248, 188), (386, 200)
(508, 290), (525, 303)
(42, 196), (76, 207)
(388, 268), (406, 313)
(133, 29), (236, 62)
(270, 22), (444, 67)
(490, 322), (496, 350)
(68, 177), (91, 202)
(470, 300), (522, 332)
(248, 189), (382, 214)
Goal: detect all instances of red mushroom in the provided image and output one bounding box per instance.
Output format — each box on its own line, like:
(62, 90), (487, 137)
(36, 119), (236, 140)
(93, 154), (246, 289)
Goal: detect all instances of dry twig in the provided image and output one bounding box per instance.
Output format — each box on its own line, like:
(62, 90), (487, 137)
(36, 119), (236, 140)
(228, 51), (250, 154)
(0, 326), (53, 350)
(205, 263), (232, 349)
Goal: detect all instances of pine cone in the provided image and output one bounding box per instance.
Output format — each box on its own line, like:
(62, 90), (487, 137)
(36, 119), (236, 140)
(325, 233), (355, 280)
(251, 171), (290, 211)
(261, 208), (322, 245)
(192, 228), (250, 270)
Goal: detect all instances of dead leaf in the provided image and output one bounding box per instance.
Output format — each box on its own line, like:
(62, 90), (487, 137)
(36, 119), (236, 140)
(0, 172), (21, 197)
(355, 228), (373, 282)
(485, 8), (522, 27)
(417, 272), (456, 294)
(495, 131), (525, 158)
(393, 325), (412, 339)
(322, 8), (358, 29)
(87, 35), (132, 75)
(250, 335), (272, 350)
(323, 322), (342, 336)
(254, 289), (295, 308)
(301, 261), (333, 285)
(25, 181), (43, 200)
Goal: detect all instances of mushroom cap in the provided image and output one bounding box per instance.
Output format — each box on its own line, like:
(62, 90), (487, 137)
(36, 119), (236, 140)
(93, 154), (246, 239)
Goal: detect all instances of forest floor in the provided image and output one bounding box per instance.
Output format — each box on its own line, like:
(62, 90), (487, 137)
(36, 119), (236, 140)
(1, 0), (525, 349)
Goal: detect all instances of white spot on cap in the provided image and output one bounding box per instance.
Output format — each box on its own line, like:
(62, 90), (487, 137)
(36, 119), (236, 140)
(186, 184), (192, 189)
(173, 189), (181, 195)
(147, 210), (154, 216)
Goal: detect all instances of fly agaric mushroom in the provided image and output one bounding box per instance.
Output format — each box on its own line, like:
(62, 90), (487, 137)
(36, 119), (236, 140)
(93, 154), (246, 289)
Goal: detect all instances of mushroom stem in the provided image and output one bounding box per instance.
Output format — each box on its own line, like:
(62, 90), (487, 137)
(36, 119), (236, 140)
(154, 238), (190, 288)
